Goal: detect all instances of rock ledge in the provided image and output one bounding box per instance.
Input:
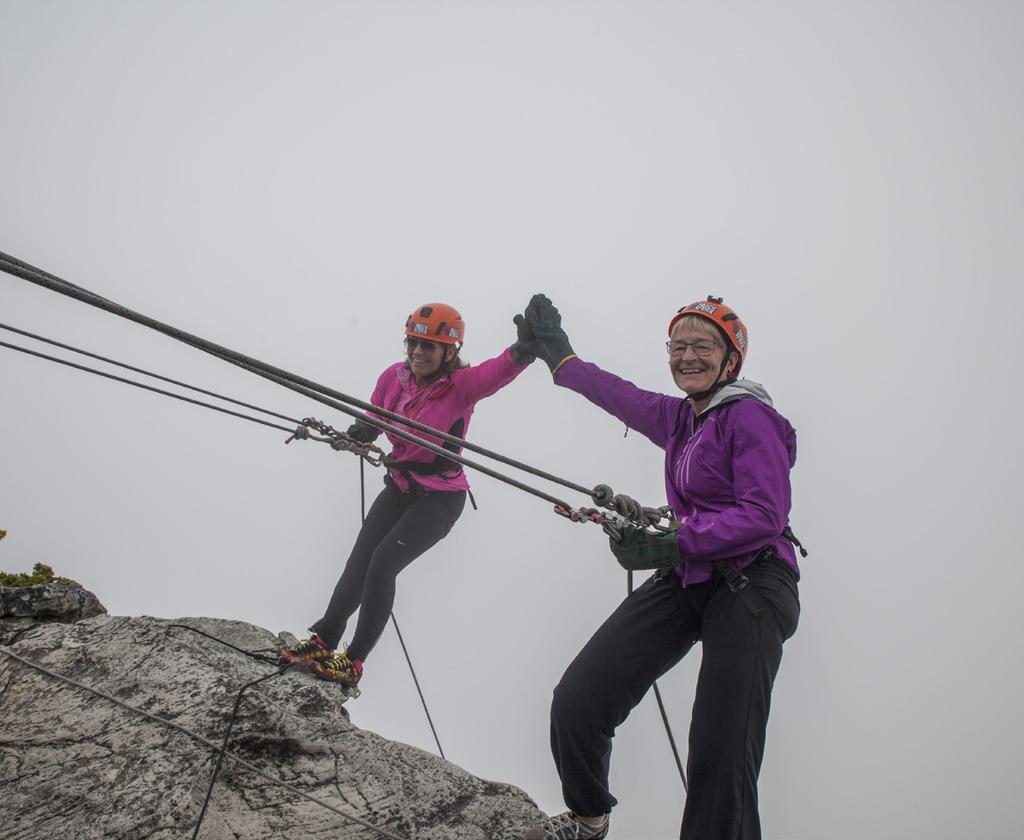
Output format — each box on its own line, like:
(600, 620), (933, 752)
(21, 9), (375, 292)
(0, 613), (542, 839)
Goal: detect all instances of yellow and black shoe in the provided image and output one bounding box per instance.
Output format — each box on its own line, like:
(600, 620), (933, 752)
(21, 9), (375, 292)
(278, 634), (332, 668)
(312, 649), (363, 687)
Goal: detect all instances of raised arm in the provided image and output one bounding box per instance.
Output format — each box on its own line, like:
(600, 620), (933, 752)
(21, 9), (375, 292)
(519, 293), (679, 448)
(554, 357), (679, 448)
(452, 346), (531, 405)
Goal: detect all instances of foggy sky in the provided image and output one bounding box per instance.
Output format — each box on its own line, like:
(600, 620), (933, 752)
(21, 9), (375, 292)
(2, 3), (1022, 838)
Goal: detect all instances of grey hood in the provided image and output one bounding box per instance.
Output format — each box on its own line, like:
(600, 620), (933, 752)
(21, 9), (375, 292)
(698, 378), (774, 415)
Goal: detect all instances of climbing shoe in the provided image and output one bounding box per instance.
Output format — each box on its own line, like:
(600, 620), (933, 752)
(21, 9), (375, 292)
(522, 813), (609, 840)
(278, 634), (332, 668)
(312, 649), (363, 687)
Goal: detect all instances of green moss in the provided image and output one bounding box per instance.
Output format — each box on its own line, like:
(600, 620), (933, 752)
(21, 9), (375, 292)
(0, 562), (76, 588)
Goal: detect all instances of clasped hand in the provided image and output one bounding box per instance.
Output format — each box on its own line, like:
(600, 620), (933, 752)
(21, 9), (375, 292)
(511, 293), (576, 372)
(603, 519), (680, 572)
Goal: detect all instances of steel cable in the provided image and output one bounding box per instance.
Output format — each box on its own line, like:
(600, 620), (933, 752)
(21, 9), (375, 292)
(0, 646), (411, 840)
(0, 252), (616, 512)
(626, 571), (688, 792)
(361, 459), (447, 760)
(0, 337), (327, 441)
(0, 321), (302, 427)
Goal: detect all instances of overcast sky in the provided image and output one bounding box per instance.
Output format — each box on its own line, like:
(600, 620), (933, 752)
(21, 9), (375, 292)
(2, 3), (1022, 839)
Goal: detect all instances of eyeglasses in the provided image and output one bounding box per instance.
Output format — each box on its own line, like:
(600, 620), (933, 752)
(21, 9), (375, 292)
(404, 337), (444, 353)
(665, 339), (722, 357)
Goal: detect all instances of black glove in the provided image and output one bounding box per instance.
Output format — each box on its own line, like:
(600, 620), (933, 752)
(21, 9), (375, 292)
(509, 310), (538, 365)
(604, 521), (680, 572)
(515, 293), (576, 374)
(346, 420), (379, 444)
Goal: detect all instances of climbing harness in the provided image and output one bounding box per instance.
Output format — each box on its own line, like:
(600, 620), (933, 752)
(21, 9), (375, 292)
(783, 525), (809, 558)
(0, 643), (411, 840)
(0, 251), (673, 533)
(713, 530), (809, 619)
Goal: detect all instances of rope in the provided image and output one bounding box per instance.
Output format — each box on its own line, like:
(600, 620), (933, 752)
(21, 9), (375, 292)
(0, 645), (411, 840)
(0, 252), (669, 526)
(596, 487), (677, 532)
(626, 571), (688, 792)
(651, 682), (687, 792)
(0, 336), (332, 443)
(0, 321), (304, 426)
(389, 613), (445, 760)
(360, 461), (447, 760)
(166, 623), (282, 665)
(191, 668), (286, 840)
(0, 324), (391, 464)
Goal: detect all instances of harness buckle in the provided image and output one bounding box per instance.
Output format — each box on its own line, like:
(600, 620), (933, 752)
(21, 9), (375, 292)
(723, 568), (750, 593)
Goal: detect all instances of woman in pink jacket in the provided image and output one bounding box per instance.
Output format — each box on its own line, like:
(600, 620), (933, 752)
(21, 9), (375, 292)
(280, 303), (534, 689)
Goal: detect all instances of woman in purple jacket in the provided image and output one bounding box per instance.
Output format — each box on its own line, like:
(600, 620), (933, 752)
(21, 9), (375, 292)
(279, 303), (534, 691)
(519, 294), (801, 840)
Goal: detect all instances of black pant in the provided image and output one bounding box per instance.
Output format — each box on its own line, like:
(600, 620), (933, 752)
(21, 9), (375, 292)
(550, 554), (799, 840)
(310, 481), (466, 661)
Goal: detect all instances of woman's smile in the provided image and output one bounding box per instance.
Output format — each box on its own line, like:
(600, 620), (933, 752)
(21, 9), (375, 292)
(669, 326), (726, 396)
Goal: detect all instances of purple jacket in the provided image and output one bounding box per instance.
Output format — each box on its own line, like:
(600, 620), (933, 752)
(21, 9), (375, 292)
(366, 348), (529, 493)
(555, 357), (799, 585)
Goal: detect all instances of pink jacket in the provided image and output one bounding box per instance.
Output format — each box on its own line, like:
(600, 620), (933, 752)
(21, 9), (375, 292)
(366, 347), (528, 492)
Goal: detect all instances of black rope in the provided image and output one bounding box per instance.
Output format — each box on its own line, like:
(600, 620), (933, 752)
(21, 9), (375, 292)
(389, 613), (445, 760)
(0, 646), (411, 840)
(0, 320), (303, 427)
(191, 668), (287, 840)
(169, 623), (308, 839)
(0, 253), (610, 511)
(360, 460), (447, 759)
(627, 571), (688, 792)
(167, 623), (282, 665)
(0, 337), (328, 441)
(651, 683), (687, 792)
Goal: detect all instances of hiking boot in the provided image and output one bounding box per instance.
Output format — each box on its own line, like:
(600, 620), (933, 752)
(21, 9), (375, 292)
(278, 634), (332, 667)
(522, 812), (609, 840)
(312, 649), (363, 686)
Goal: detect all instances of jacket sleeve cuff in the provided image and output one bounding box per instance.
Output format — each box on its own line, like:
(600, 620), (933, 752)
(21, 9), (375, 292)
(551, 354), (578, 376)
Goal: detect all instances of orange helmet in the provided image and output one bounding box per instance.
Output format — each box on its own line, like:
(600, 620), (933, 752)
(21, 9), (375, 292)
(405, 303), (465, 345)
(668, 295), (748, 374)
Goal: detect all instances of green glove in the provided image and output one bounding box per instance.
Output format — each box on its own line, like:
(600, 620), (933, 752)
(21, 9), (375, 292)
(606, 521), (680, 572)
(516, 293), (576, 374)
(346, 420), (380, 444)
(509, 310), (538, 365)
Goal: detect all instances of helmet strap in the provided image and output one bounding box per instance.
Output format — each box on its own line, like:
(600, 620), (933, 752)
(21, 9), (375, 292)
(686, 351), (737, 403)
(443, 343), (461, 371)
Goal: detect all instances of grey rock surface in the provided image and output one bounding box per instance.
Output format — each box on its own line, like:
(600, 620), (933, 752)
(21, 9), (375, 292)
(0, 615), (543, 839)
(0, 582), (108, 644)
